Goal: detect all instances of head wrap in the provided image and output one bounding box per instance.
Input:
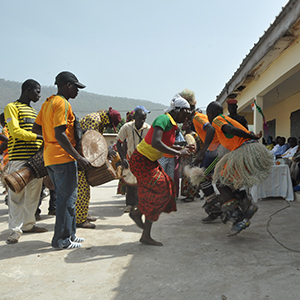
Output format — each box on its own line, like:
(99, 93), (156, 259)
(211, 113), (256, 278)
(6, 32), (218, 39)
(227, 99), (238, 105)
(108, 107), (121, 132)
(126, 110), (135, 123)
(179, 89), (196, 106)
(164, 94), (190, 113)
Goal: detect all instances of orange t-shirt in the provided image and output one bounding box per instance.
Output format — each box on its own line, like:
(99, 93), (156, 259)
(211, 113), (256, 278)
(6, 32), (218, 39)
(212, 114), (251, 151)
(35, 95), (77, 166)
(193, 112), (220, 151)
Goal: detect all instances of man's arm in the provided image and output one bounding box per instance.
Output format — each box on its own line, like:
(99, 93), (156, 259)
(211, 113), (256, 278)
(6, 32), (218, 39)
(116, 140), (129, 168)
(222, 124), (262, 140)
(116, 124), (128, 167)
(151, 126), (190, 157)
(32, 122), (43, 135)
(5, 104), (42, 141)
(193, 124), (215, 166)
(55, 125), (91, 171)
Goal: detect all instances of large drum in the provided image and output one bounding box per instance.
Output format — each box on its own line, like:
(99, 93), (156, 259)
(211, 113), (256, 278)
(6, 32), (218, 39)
(82, 130), (123, 186)
(4, 146), (54, 194)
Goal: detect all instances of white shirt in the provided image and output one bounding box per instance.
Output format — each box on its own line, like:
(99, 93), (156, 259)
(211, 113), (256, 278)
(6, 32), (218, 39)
(270, 144), (280, 154)
(281, 145), (299, 158)
(117, 121), (150, 158)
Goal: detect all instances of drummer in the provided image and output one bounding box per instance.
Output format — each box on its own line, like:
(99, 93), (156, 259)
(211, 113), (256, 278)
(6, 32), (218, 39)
(5, 79), (46, 245)
(76, 107), (122, 229)
(34, 71), (91, 249)
(116, 107), (151, 213)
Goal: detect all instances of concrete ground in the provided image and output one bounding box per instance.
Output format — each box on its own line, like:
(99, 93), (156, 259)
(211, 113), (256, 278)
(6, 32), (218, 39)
(0, 181), (300, 300)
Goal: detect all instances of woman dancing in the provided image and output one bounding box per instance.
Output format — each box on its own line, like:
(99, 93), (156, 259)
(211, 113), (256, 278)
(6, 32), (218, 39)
(129, 95), (193, 246)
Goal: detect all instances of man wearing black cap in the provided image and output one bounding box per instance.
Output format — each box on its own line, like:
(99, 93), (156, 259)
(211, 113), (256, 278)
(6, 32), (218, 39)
(227, 99), (248, 130)
(33, 71), (91, 249)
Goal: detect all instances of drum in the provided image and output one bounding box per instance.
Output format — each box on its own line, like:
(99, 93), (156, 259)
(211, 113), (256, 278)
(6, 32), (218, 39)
(81, 130), (108, 167)
(82, 130), (123, 186)
(27, 146), (48, 178)
(86, 159), (119, 186)
(122, 167), (137, 186)
(4, 146), (53, 194)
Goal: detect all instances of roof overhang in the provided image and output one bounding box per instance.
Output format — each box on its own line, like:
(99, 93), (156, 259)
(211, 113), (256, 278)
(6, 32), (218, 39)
(216, 0), (300, 105)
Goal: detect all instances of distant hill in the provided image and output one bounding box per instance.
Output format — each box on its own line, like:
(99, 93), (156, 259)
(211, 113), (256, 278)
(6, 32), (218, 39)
(0, 79), (168, 124)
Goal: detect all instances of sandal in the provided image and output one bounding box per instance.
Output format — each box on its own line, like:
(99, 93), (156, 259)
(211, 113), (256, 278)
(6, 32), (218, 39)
(23, 225), (48, 233)
(87, 215), (97, 222)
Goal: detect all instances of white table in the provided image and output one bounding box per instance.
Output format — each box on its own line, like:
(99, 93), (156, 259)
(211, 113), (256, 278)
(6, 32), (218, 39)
(250, 164), (294, 201)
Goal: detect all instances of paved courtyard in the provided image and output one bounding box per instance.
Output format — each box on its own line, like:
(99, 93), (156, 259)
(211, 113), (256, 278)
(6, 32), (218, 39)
(0, 181), (300, 300)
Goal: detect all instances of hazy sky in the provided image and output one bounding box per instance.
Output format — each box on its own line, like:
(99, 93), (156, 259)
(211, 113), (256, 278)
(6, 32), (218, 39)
(0, 0), (289, 108)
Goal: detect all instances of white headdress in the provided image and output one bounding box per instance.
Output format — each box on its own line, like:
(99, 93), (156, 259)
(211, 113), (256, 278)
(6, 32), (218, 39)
(164, 94), (190, 113)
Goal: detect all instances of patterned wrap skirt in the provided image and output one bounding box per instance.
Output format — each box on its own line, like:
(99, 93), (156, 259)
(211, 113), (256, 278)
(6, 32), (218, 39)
(130, 149), (176, 222)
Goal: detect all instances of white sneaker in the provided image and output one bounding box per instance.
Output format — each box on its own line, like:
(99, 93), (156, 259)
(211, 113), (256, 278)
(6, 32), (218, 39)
(72, 236), (85, 243)
(66, 241), (82, 249)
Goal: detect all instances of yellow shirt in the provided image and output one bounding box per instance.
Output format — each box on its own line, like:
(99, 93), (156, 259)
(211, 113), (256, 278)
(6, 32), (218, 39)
(35, 95), (76, 166)
(4, 101), (42, 160)
(137, 113), (177, 161)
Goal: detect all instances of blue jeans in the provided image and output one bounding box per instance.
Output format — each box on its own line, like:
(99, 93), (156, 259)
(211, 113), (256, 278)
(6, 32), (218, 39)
(46, 161), (78, 248)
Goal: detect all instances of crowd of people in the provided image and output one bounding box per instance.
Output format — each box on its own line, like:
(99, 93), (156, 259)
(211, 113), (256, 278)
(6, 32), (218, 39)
(264, 135), (300, 191)
(1, 71), (294, 249)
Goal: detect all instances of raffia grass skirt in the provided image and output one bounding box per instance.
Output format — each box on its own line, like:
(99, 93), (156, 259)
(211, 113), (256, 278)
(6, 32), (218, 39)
(213, 141), (273, 190)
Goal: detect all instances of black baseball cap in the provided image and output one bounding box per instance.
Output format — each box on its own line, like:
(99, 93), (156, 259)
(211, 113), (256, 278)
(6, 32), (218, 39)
(55, 71), (86, 89)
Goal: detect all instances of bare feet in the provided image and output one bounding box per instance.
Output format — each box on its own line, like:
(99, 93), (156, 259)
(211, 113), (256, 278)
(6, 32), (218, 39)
(129, 211), (144, 229)
(140, 237), (163, 246)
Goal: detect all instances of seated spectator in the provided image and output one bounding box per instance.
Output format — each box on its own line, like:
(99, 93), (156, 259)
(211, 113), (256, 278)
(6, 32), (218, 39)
(290, 144), (300, 191)
(277, 137), (298, 160)
(270, 136), (281, 154)
(266, 136), (274, 150)
(272, 137), (290, 156)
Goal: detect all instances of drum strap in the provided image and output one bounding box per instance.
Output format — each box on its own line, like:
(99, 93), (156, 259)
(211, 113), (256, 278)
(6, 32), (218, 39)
(133, 129), (144, 149)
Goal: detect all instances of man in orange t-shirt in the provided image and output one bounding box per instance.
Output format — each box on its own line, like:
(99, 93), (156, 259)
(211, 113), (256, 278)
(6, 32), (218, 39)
(190, 111), (224, 222)
(206, 101), (272, 236)
(33, 71), (91, 250)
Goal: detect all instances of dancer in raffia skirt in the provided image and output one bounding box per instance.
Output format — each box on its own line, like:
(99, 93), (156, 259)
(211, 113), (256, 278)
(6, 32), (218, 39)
(206, 101), (273, 236)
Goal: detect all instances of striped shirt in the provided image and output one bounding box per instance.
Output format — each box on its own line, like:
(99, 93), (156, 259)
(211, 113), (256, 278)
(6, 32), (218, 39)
(4, 100), (42, 160)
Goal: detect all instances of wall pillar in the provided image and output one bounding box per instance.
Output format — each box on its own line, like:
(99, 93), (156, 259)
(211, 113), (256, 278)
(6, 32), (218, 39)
(254, 96), (264, 140)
